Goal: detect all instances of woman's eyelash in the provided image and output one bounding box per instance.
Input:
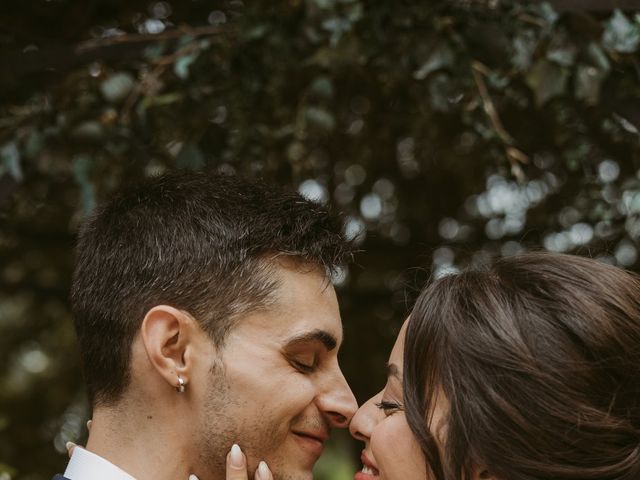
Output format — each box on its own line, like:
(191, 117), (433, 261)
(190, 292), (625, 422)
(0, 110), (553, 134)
(375, 400), (403, 413)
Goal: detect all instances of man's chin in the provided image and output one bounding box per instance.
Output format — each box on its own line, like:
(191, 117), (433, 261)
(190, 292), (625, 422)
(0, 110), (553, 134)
(259, 440), (322, 480)
(253, 463), (314, 480)
(270, 468), (315, 480)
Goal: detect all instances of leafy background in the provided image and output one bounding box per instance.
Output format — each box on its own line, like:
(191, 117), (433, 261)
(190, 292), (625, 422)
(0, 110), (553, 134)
(1, 1), (639, 479)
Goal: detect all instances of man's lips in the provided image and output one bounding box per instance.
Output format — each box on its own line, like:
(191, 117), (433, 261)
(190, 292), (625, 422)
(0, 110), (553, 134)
(355, 451), (379, 480)
(292, 429), (329, 442)
(291, 430), (328, 457)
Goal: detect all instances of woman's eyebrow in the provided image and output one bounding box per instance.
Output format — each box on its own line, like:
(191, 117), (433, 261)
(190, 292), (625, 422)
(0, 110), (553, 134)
(282, 329), (338, 351)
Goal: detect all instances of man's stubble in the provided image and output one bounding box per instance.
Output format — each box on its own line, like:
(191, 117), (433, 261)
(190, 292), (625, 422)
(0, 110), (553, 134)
(196, 364), (301, 480)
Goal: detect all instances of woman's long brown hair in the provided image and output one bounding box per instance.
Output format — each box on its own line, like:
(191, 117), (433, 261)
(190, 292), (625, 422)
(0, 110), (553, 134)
(404, 252), (640, 480)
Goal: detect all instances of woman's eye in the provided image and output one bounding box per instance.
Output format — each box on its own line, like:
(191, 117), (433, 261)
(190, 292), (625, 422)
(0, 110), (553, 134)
(375, 400), (403, 415)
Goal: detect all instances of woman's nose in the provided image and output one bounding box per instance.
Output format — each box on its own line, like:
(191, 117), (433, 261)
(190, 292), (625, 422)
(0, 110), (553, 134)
(349, 391), (384, 443)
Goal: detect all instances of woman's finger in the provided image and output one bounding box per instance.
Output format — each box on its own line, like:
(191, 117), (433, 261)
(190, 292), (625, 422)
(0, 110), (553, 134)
(255, 461), (273, 480)
(226, 444), (248, 480)
(65, 441), (77, 458)
(66, 419), (92, 458)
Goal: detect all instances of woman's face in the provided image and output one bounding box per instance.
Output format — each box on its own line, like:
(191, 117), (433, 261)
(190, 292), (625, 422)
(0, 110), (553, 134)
(349, 319), (432, 480)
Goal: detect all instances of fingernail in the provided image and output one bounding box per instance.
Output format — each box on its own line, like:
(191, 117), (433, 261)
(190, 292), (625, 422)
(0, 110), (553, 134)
(188, 475), (199, 480)
(86, 420), (92, 429)
(229, 443), (244, 468)
(65, 441), (74, 451)
(258, 461), (270, 479)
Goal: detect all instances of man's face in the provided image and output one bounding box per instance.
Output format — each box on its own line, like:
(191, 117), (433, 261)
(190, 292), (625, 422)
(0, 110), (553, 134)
(194, 264), (357, 480)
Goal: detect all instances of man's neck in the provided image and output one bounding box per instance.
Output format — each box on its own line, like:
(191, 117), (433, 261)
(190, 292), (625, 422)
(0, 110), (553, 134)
(85, 406), (194, 480)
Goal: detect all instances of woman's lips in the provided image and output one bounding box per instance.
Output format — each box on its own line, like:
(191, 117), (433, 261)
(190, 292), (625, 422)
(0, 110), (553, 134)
(355, 451), (379, 480)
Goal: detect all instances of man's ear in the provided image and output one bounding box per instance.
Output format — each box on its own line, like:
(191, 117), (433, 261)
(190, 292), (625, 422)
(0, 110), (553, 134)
(140, 305), (198, 392)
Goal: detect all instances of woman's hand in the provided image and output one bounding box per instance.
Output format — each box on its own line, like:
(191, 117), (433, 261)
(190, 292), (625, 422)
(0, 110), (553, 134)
(226, 444), (273, 480)
(65, 420), (92, 457)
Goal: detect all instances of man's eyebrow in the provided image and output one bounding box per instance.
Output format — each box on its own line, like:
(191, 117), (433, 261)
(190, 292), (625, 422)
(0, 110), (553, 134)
(387, 362), (402, 380)
(283, 329), (338, 351)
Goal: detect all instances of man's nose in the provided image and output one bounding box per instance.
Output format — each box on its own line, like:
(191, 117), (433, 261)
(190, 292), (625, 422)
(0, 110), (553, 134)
(349, 391), (383, 442)
(318, 367), (358, 429)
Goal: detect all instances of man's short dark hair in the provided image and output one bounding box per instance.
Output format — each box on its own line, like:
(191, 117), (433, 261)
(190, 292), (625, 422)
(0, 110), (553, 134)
(71, 171), (353, 406)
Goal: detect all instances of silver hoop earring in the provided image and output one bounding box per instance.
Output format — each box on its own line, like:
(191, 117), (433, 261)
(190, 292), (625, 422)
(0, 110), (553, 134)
(176, 375), (186, 393)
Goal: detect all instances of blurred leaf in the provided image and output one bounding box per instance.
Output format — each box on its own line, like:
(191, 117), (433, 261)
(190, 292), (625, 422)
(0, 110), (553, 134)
(563, 142), (591, 171)
(100, 72), (136, 103)
(575, 64), (607, 105)
(72, 155), (96, 214)
(625, 215), (640, 240)
(613, 113), (640, 136)
(23, 130), (44, 158)
(309, 76), (335, 99)
(176, 143), (205, 170)
(602, 9), (640, 53)
(243, 24), (269, 40)
(143, 43), (167, 61)
(546, 30), (577, 67)
(414, 43), (454, 80)
(525, 59), (569, 106)
(305, 107), (336, 131)
(345, 2), (363, 23)
(174, 52), (199, 80)
(0, 463), (17, 477)
(307, 38), (360, 67)
(487, 71), (510, 90)
(310, 0), (336, 9)
(429, 73), (455, 112)
(142, 92), (185, 108)
(322, 17), (352, 46)
(532, 2), (559, 27)
(511, 29), (537, 71)
(71, 121), (105, 141)
(0, 142), (22, 182)
(586, 43), (610, 72)
(176, 34), (196, 49)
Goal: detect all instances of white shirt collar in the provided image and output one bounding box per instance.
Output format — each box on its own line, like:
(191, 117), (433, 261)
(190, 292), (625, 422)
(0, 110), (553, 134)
(64, 447), (136, 480)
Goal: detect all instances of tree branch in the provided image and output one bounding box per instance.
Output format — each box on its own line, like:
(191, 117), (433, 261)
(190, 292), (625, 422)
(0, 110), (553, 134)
(0, 25), (227, 97)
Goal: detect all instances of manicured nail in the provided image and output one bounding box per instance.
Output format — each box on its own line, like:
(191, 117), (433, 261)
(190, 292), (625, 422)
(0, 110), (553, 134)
(188, 475), (199, 480)
(258, 461), (271, 479)
(229, 443), (244, 468)
(65, 441), (74, 451)
(86, 420), (92, 430)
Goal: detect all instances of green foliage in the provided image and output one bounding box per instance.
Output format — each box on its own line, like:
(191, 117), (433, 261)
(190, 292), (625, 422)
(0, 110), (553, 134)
(0, 142), (22, 182)
(100, 72), (136, 103)
(1, 1), (640, 478)
(603, 9), (640, 53)
(313, 431), (357, 480)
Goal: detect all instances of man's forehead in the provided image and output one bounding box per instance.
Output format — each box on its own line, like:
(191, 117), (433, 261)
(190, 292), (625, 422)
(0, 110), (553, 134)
(265, 262), (341, 324)
(237, 295), (344, 350)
